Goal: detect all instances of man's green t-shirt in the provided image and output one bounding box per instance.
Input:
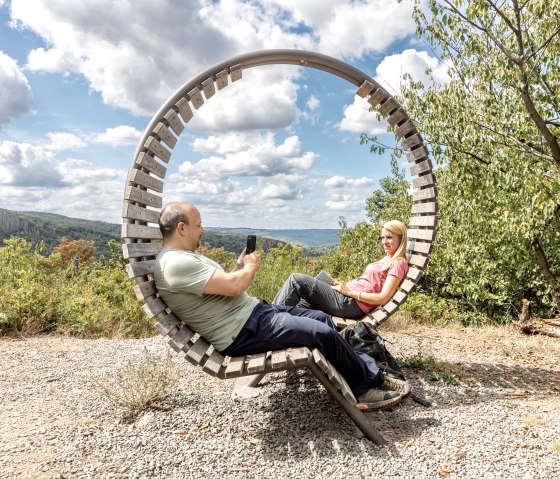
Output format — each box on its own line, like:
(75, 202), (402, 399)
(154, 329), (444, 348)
(153, 248), (259, 352)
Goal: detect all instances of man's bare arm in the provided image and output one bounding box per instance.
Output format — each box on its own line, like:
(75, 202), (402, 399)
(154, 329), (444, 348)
(203, 252), (261, 297)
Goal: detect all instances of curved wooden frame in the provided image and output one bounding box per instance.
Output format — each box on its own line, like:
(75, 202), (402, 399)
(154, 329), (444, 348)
(121, 49), (437, 444)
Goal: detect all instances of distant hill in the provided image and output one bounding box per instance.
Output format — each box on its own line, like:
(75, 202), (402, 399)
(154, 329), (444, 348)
(0, 209), (339, 257)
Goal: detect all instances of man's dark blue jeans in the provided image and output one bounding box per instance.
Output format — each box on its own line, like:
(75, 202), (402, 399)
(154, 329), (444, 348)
(221, 301), (383, 398)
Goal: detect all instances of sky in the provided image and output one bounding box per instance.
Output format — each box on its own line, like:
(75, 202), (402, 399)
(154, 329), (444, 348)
(0, 0), (447, 229)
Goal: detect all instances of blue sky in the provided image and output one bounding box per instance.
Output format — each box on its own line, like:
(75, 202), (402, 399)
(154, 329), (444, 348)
(0, 0), (447, 228)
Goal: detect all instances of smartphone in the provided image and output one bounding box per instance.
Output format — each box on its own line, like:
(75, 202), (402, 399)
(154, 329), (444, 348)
(246, 235), (257, 254)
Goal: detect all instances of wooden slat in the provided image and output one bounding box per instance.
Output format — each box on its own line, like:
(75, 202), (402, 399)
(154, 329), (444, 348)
(122, 223), (162, 240)
(408, 228), (435, 241)
(395, 120), (417, 138)
(383, 301), (398, 314)
(332, 316), (348, 329)
(378, 98), (399, 116)
(411, 201), (436, 214)
(188, 87), (204, 109)
(224, 356), (246, 378)
(412, 186), (436, 202)
(409, 254), (428, 268)
(125, 260), (154, 278)
(271, 350), (288, 369)
(186, 336), (212, 364)
(410, 159), (432, 176)
(247, 353), (267, 374)
(230, 64), (242, 81)
(400, 278), (417, 293)
(370, 309), (388, 323)
(133, 280), (157, 300)
(368, 87), (389, 107)
(202, 350), (225, 376)
(407, 146), (430, 162)
(409, 215), (436, 227)
(124, 186), (162, 208)
(135, 152), (167, 179)
(170, 326), (195, 351)
(122, 243), (161, 259)
(122, 203), (160, 224)
(407, 267), (422, 281)
(176, 97), (193, 123)
(402, 132), (423, 150)
(412, 173), (435, 189)
(392, 290), (407, 304)
(312, 350), (355, 403)
(201, 78), (216, 99)
(155, 314), (181, 336)
(288, 347), (311, 366)
(164, 109), (184, 136)
(142, 296), (167, 319)
(144, 136), (171, 163)
(407, 240), (432, 255)
(130, 169), (164, 193)
(154, 122), (177, 149)
(356, 80), (375, 98)
(215, 70), (229, 90)
(388, 108), (407, 127)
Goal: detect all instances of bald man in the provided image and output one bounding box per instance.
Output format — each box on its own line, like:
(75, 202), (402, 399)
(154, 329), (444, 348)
(153, 202), (406, 410)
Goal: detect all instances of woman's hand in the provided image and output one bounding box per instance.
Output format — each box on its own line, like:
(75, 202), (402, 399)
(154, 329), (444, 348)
(331, 281), (352, 297)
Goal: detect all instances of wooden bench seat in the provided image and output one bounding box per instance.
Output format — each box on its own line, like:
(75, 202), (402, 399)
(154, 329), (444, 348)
(122, 51), (437, 445)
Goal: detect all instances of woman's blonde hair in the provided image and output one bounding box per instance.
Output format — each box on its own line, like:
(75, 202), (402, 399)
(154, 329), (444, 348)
(381, 220), (408, 270)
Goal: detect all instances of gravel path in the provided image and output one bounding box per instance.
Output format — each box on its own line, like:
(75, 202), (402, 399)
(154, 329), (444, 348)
(1, 324), (559, 479)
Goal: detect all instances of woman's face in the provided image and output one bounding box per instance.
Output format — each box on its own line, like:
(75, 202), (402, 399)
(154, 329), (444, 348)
(380, 228), (401, 257)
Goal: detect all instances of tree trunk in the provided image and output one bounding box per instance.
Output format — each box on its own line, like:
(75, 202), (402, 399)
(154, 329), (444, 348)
(515, 299), (560, 338)
(532, 238), (560, 312)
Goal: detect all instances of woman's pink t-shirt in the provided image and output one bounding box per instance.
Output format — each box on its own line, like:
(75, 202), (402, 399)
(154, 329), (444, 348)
(346, 257), (408, 313)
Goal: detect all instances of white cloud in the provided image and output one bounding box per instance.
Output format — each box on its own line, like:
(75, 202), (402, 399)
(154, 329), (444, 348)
(90, 125), (142, 146)
(375, 48), (450, 93)
(44, 132), (87, 151)
(338, 95), (387, 134)
(0, 52), (34, 127)
(324, 176), (375, 189)
(306, 95), (320, 111)
(26, 47), (80, 73)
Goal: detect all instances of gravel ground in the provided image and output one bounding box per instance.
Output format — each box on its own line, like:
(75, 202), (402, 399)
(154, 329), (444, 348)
(1, 324), (559, 479)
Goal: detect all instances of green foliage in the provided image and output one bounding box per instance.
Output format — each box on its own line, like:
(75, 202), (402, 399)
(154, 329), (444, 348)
(92, 348), (178, 420)
(398, 349), (460, 385)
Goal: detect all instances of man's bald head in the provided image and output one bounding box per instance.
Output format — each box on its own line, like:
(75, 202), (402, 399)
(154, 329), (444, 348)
(159, 202), (196, 240)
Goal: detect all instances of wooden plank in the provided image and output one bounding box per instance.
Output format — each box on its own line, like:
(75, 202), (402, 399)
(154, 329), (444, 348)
(392, 290), (407, 304)
(176, 97), (193, 123)
(395, 120), (417, 138)
(407, 240), (432, 255)
(122, 223), (162, 240)
(154, 122), (177, 149)
(170, 326), (195, 352)
(356, 80), (375, 98)
(409, 254), (428, 268)
(388, 108), (407, 127)
(412, 186), (436, 202)
(312, 349), (328, 372)
(408, 228), (435, 241)
(125, 260), (154, 278)
(247, 353), (267, 374)
(368, 87), (389, 107)
(230, 64), (242, 81)
(155, 314), (181, 336)
(135, 152), (167, 179)
(409, 215), (436, 228)
(411, 201), (436, 214)
(407, 267), (422, 281)
(370, 309), (388, 323)
(407, 146), (430, 162)
(186, 336), (212, 364)
(215, 70), (229, 90)
(130, 169), (164, 193)
(332, 316), (348, 329)
(400, 278), (417, 293)
(202, 349), (225, 376)
(201, 78), (216, 99)
(144, 136), (171, 163)
(188, 87), (204, 109)
(224, 356), (246, 378)
(412, 173), (435, 189)
(122, 203), (160, 224)
(383, 301), (398, 314)
(164, 109), (184, 136)
(271, 350), (288, 369)
(124, 186), (162, 208)
(142, 296), (167, 319)
(288, 347), (311, 366)
(378, 98), (400, 116)
(402, 132), (423, 150)
(133, 280), (157, 300)
(410, 159), (432, 176)
(122, 242), (161, 259)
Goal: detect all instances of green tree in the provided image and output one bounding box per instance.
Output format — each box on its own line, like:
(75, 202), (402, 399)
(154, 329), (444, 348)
(396, 0), (560, 318)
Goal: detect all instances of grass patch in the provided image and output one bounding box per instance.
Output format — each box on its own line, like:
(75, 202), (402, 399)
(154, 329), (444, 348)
(398, 350), (460, 385)
(92, 347), (178, 420)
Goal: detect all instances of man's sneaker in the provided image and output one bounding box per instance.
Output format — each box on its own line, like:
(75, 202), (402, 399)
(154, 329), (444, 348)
(356, 388), (402, 411)
(382, 375), (413, 400)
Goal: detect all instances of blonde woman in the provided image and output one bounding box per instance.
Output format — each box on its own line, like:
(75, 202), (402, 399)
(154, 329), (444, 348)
(273, 220), (409, 319)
